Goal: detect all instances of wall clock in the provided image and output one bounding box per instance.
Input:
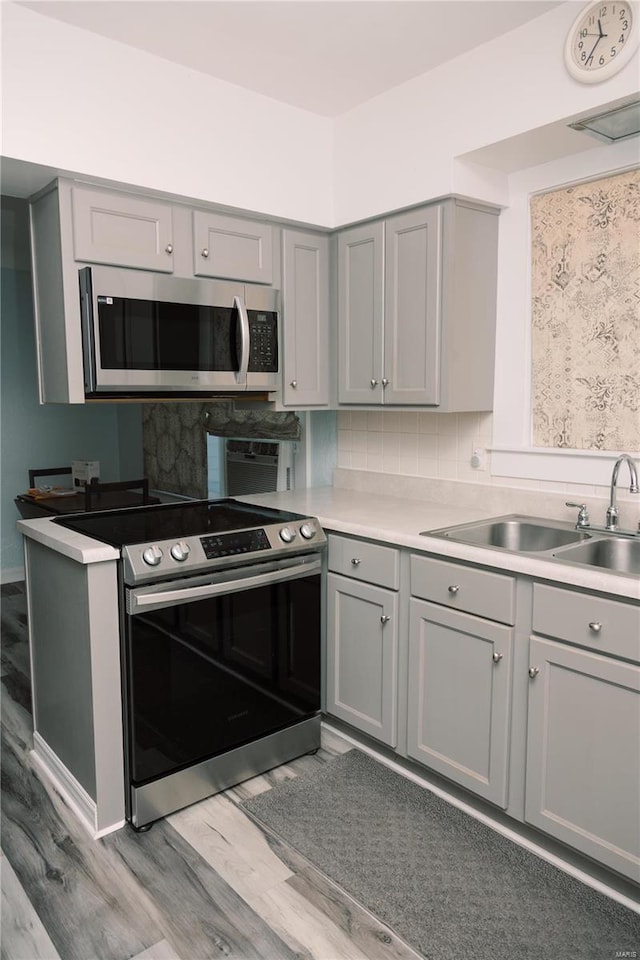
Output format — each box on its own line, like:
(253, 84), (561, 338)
(564, 2), (639, 82)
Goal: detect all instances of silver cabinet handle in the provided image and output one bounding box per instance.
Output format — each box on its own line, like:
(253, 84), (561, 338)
(370, 379), (378, 388)
(588, 621), (602, 634)
(380, 615), (391, 625)
(448, 584), (459, 595)
(528, 666), (540, 679)
(290, 380), (298, 388)
(492, 651), (503, 663)
(201, 247), (209, 258)
(351, 558), (361, 566)
(381, 378), (390, 388)
(165, 243), (173, 254)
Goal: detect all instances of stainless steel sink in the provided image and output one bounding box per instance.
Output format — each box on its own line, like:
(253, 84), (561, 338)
(422, 516), (591, 553)
(554, 538), (640, 576)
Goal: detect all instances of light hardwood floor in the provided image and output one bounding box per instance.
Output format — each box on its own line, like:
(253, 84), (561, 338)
(1, 582), (422, 960)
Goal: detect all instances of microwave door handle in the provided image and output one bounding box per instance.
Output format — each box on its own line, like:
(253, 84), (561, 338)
(233, 295), (249, 387)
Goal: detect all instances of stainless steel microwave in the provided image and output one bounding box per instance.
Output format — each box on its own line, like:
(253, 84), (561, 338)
(79, 266), (279, 396)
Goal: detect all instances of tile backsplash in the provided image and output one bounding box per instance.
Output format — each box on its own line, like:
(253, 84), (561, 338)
(336, 409), (638, 505)
(338, 411), (493, 481)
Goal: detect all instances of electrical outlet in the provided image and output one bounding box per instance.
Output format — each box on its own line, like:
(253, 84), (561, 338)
(470, 447), (486, 470)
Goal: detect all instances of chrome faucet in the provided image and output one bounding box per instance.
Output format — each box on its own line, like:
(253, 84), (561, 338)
(606, 454), (639, 530)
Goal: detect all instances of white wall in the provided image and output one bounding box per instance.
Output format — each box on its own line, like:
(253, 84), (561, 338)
(0, 3), (333, 225)
(2, 3), (638, 225)
(333, 3), (640, 223)
(2, 1), (639, 498)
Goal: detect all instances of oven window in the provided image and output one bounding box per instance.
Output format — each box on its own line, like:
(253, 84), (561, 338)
(124, 575), (321, 785)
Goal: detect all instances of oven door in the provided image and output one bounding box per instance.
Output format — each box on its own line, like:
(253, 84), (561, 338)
(122, 554), (321, 824)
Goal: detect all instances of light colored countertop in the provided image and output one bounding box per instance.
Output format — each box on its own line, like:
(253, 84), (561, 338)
(17, 516), (120, 565)
(239, 486), (640, 602)
(17, 488), (639, 601)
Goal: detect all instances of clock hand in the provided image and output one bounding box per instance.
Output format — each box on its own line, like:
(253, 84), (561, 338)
(586, 35), (602, 60)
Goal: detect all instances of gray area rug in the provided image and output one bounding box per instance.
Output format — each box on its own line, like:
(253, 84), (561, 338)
(243, 749), (640, 960)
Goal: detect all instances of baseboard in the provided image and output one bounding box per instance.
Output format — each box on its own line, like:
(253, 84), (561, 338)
(1, 566), (25, 584)
(31, 733), (125, 839)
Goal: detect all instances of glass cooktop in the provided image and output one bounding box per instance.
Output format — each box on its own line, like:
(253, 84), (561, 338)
(53, 498), (307, 548)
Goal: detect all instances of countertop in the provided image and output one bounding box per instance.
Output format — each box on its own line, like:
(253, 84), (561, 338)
(17, 487), (639, 600)
(237, 486), (640, 602)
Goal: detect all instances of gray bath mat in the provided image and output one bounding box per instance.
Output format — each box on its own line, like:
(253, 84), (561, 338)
(243, 749), (639, 960)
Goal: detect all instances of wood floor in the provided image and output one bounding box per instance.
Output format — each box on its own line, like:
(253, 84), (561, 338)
(1, 582), (422, 960)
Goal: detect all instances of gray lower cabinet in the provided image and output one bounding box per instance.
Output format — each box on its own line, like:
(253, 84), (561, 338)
(324, 539), (639, 881)
(326, 572), (399, 747)
(525, 584), (640, 882)
(281, 228), (330, 406)
(326, 533), (400, 746)
(408, 598), (513, 807)
(337, 198), (499, 410)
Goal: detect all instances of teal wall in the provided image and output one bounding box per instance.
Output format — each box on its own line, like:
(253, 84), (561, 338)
(1, 196), (143, 580)
(308, 410), (337, 486)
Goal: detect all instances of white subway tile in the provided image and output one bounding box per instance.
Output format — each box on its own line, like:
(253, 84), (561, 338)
(367, 411), (384, 432)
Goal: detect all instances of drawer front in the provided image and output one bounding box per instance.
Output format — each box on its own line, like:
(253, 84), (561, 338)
(532, 583), (640, 662)
(328, 534), (400, 590)
(410, 555), (515, 625)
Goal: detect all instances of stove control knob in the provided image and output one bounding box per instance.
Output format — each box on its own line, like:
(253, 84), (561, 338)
(299, 522), (316, 540)
(170, 541), (190, 562)
(142, 545), (163, 567)
(279, 526), (296, 543)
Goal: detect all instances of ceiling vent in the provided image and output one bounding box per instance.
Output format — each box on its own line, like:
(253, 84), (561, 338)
(568, 99), (640, 143)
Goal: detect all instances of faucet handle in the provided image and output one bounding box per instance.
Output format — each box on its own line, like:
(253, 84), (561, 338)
(566, 502), (590, 528)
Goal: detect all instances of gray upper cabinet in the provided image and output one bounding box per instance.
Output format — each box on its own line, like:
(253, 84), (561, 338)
(383, 205), (442, 405)
(71, 185), (175, 272)
(192, 211), (273, 284)
(338, 221), (384, 404)
(281, 229), (329, 406)
(337, 198), (499, 410)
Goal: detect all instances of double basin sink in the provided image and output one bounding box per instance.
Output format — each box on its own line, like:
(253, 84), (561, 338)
(422, 515), (640, 577)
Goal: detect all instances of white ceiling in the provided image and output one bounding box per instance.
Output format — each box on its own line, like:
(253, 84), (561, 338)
(18, 0), (563, 117)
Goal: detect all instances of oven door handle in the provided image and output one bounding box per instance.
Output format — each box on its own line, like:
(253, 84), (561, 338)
(127, 555), (321, 614)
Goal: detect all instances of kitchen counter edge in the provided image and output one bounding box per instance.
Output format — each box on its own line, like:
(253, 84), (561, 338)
(237, 487), (640, 602)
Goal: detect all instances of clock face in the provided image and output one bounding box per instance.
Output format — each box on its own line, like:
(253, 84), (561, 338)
(565, 2), (639, 82)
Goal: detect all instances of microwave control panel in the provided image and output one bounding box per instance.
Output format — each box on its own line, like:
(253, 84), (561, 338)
(248, 312), (278, 372)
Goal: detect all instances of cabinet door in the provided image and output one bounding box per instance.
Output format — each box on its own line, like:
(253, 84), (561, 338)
(383, 205), (442, 405)
(326, 573), (398, 747)
(193, 211), (272, 284)
(337, 222), (384, 404)
(408, 598), (512, 807)
(281, 229), (329, 406)
(71, 186), (175, 272)
(525, 637), (640, 882)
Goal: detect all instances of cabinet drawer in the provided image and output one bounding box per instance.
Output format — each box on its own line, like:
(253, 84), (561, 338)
(328, 535), (399, 590)
(410, 555), (515, 625)
(532, 584), (640, 662)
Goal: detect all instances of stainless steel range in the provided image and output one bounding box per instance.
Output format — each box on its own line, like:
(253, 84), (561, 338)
(54, 498), (326, 829)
